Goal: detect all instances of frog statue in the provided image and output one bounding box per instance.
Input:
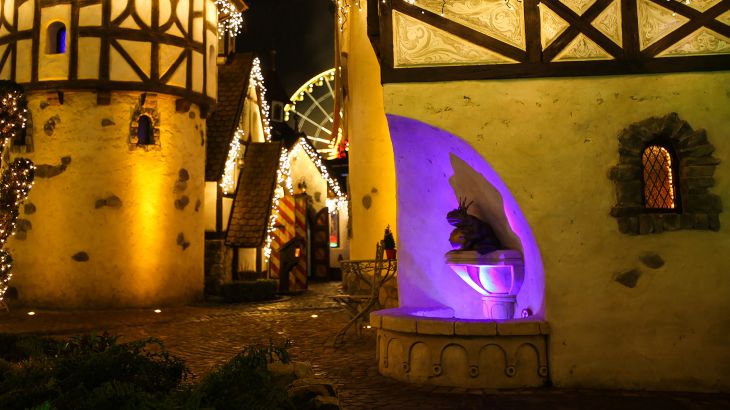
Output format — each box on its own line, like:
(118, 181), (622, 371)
(446, 198), (502, 254)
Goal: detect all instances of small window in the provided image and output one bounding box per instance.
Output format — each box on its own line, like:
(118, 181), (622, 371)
(137, 115), (153, 145)
(642, 145), (676, 210)
(47, 22), (67, 54)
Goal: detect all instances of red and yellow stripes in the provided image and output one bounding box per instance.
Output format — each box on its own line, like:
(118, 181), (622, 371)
(290, 194), (308, 291)
(270, 194), (295, 280)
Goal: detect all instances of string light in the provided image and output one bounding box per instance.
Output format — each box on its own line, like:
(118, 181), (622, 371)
(0, 82), (35, 305)
(215, 0), (244, 38)
(263, 147), (292, 261)
(250, 58), (272, 142)
(220, 128), (245, 195)
(337, 0), (350, 31)
(290, 140), (347, 214)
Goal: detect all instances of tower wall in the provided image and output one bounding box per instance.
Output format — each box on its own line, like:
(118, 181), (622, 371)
(1, 0), (217, 308)
(8, 91), (206, 308)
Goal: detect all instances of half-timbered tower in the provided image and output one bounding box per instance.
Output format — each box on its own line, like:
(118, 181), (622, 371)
(1, 0), (231, 308)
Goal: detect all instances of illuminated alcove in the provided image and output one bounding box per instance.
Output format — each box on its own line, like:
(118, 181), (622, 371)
(386, 114), (545, 319)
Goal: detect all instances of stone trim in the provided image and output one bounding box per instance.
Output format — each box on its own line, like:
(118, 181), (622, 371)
(129, 93), (161, 151)
(609, 113), (722, 234)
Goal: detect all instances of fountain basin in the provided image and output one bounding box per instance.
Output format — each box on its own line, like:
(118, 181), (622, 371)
(371, 308), (549, 389)
(446, 250), (524, 319)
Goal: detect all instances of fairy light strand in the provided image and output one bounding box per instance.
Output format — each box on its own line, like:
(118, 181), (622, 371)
(215, 0), (244, 38)
(263, 148), (292, 261)
(220, 128), (245, 195)
(0, 83), (35, 305)
(250, 57), (272, 142)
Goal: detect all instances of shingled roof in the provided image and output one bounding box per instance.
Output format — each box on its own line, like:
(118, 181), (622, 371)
(225, 142), (282, 248)
(205, 53), (255, 181)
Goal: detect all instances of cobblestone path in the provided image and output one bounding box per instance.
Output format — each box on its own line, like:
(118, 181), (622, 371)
(1, 282), (728, 409)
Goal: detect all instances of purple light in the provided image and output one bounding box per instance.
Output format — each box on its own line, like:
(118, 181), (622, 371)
(57, 27), (66, 54)
(387, 114), (545, 319)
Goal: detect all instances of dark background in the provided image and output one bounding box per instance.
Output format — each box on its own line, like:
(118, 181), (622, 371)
(237, 0), (335, 97)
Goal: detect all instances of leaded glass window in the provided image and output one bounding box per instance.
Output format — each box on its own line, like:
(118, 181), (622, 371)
(642, 145), (676, 209)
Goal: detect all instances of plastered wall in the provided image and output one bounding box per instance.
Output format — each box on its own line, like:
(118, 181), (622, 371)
(8, 91), (206, 308)
(342, 7), (397, 259)
(382, 71), (730, 391)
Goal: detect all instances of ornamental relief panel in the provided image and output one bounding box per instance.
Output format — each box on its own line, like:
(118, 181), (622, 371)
(657, 28), (730, 56)
(393, 11), (517, 67)
(686, 0), (723, 12)
(414, 0), (526, 50)
(637, 0), (690, 50)
(717, 10), (730, 26)
(559, 0), (597, 15)
(540, 4), (570, 49)
(553, 33), (612, 60)
(592, 0), (622, 46)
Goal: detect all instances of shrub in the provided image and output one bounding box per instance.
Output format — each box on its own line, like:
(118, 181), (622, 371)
(196, 340), (293, 410)
(221, 279), (279, 303)
(0, 333), (188, 410)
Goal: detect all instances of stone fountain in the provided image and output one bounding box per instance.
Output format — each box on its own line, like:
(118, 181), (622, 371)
(370, 197), (548, 389)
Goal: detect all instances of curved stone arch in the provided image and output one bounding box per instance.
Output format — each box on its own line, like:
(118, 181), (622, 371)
(609, 113), (722, 234)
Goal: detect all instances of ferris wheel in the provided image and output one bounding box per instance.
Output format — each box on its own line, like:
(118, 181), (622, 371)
(285, 69), (340, 159)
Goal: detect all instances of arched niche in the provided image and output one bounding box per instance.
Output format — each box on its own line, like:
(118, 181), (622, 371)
(386, 114), (545, 319)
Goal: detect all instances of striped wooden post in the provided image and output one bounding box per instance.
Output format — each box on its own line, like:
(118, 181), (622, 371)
(270, 193), (295, 281)
(291, 194), (309, 291)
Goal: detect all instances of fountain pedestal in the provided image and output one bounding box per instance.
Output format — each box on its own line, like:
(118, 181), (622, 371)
(446, 250), (524, 319)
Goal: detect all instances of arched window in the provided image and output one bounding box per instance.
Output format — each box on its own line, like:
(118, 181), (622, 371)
(137, 115), (153, 145)
(641, 145), (677, 210)
(47, 22), (67, 54)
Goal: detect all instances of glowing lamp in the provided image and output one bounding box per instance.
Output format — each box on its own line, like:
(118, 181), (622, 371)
(446, 249), (524, 319)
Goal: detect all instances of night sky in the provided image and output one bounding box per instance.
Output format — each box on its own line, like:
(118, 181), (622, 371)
(237, 0), (335, 97)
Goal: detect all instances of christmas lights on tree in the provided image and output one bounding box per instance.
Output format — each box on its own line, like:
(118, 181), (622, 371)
(0, 81), (35, 308)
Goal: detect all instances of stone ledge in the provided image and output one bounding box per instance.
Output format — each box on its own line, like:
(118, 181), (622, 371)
(372, 308), (549, 336)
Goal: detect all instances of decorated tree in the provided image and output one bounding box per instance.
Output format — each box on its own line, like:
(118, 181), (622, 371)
(0, 81), (35, 308)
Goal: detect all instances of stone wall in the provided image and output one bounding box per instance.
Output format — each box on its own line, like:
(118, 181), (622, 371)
(8, 91), (206, 308)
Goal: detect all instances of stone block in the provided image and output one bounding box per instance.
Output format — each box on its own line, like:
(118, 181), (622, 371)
(694, 214), (709, 230)
(615, 269), (641, 288)
(616, 181), (642, 204)
(313, 395), (340, 409)
(652, 215), (664, 234)
(496, 320), (541, 336)
(708, 214), (720, 231)
(639, 214), (654, 234)
(662, 214), (680, 231)
(369, 311), (383, 328)
(683, 165), (716, 178)
(684, 177), (715, 188)
(454, 320), (497, 336)
(416, 318), (454, 335)
(680, 213), (695, 229)
(681, 143), (714, 157)
(617, 216), (639, 234)
(609, 165), (641, 181)
(640, 252), (664, 269)
(382, 315), (416, 333)
(682, 156), (721, 166)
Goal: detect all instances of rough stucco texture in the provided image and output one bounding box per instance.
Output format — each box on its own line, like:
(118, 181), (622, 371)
(8, 91), (206, 308)
(344, 7), (397, 260)
(382, 71), (730, 392)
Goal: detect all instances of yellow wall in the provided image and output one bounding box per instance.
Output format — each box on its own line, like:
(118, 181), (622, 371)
(382, 71), (730, 391)
(8, 91), (206, 308)
(342, 7), (397, 259)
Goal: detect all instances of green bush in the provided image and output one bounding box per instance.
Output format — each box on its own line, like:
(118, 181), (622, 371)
(0, 334), (294, 410)
(221, 279), (278, 303)
(196, 340), (293, 410)
(0, 333), (188, 410)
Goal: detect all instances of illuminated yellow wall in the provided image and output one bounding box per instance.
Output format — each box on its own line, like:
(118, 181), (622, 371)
(383, 71), (730, 391)
(8, 91), (206, 308)
(341, 7), (397, 259)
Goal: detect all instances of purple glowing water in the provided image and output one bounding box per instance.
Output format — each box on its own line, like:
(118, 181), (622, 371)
(387, 114), (545, 319)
